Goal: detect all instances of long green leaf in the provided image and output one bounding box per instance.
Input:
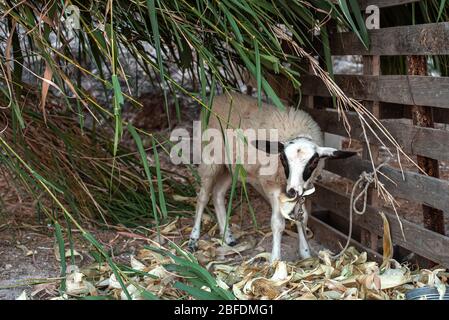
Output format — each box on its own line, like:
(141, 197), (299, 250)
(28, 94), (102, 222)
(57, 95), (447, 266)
(127, 124), (160, 227)
(152, 137), (168, 220)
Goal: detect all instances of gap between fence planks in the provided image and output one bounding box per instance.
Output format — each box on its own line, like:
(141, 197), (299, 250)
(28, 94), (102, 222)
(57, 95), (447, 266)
(308, 215), (382, 262)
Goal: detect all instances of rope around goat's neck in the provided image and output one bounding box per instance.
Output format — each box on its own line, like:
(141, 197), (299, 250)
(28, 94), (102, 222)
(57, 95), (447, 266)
(328, 163), (385, 260)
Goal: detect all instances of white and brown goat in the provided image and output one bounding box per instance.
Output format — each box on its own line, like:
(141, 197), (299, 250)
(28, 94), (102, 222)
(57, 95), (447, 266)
(189, 92), (356, 262)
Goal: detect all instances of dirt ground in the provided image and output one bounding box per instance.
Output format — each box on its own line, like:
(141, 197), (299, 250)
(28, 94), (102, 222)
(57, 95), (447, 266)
(0, 178), (327, 299)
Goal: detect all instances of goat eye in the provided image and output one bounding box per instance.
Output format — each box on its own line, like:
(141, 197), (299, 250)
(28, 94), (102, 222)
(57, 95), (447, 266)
(310, 158), (319, 168)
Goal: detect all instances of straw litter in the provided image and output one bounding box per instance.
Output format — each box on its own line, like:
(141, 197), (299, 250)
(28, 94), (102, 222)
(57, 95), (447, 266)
(38, 230), (447, 300)
(11, 217), (448, 300)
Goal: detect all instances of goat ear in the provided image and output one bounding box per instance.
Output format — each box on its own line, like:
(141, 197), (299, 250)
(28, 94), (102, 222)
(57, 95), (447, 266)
(317, 147), (357, 159)
(251, 140), (284, 154)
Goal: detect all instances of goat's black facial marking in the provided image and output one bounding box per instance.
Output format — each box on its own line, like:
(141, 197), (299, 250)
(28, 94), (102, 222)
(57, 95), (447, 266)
(327, 150), (357, 159)
(303, 152), (319, 181)
(280, 151), (289, 178)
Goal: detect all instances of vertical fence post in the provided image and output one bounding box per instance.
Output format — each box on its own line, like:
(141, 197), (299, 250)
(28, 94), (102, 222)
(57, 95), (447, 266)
(407, 55), (445, 236)
(360, 55), (381, 252)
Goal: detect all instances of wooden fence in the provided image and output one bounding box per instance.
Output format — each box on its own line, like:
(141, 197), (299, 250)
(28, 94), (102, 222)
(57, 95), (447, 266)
(300, 0), (449, 267)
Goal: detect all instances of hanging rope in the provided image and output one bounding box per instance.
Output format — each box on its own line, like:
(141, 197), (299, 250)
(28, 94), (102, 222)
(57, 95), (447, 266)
(329, 163), (386, 260)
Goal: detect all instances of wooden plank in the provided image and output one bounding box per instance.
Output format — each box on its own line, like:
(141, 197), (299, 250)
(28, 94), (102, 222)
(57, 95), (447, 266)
(312, 184), (449, 267)
(308, 108), (449, 162)
(308, 215), (382, 262)
(407, 55), (445, 238)
(324, 156), (449, 214)
(359, 0), (420, 8)
(328, 22), (449, 55)
(300, 75), (449, 109)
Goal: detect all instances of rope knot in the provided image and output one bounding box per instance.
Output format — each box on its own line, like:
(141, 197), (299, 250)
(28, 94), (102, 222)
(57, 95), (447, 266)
(352, 170), (376, 216)
(360, 170), (375, 184)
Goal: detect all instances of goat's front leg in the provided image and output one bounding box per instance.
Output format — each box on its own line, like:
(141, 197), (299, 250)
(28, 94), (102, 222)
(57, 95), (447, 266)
(295, 201), (311, 259)
(269, 192), (285, 263)
(212, 173), (237, 246)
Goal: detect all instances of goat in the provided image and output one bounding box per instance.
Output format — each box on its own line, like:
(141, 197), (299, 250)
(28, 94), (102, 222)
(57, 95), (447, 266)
(189, 92), (356, 262)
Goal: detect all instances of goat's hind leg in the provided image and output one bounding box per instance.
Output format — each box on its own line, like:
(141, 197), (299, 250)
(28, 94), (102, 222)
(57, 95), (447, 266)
(189, 164), (222, 251)
(212, 172), (237, 246)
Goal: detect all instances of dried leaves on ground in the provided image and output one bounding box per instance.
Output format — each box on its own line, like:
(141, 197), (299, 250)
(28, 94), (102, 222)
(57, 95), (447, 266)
(13, 217), (447, 300)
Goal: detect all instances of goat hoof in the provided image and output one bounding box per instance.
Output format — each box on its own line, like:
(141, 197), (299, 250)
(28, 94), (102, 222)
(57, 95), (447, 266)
(299, 249), (312, 260)
(188, 239), (199, 252)
(227, 239), (238, 247)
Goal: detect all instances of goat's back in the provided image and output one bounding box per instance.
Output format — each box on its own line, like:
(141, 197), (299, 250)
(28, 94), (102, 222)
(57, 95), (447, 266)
(205, 93), (323, 145)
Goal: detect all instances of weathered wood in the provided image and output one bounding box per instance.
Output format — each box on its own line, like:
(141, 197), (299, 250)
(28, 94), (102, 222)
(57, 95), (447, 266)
(312, 184), (449, 267)
(309, 90), (449, 124)
(300, 74), (449, 108)
(328, 22), (449, 56)
(407, 55), (445, 236)
(359, 55), (381, 251)
(308, 215), (382, 262)
(308, 108), (449, 162)
(324, 156), (449, 214)
(303, 11), (448, 265)
(359, 0), (420, 8)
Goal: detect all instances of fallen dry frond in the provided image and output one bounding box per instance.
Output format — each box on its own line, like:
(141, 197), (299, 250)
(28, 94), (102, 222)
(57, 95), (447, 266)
(20, 218), (446, 300)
